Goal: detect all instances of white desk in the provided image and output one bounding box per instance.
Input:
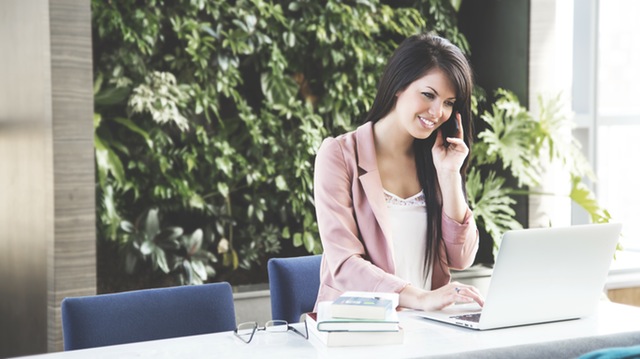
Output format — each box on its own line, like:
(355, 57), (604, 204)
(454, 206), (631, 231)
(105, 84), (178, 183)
(17, 301), (640, 359)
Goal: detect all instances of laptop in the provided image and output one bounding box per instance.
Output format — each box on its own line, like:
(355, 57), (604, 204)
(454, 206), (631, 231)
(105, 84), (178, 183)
(419, 222), (622, 330)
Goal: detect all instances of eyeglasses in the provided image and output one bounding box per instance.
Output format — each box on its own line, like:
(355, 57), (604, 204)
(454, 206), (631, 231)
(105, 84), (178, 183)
(233, 319), (308, 344)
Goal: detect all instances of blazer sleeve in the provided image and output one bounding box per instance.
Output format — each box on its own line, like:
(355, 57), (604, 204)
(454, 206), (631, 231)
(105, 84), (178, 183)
(441, 208), (479, 270)
(314, 137), (408, 294)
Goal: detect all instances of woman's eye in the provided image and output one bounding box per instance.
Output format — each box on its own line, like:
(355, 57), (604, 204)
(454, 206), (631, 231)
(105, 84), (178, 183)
(445, 101), (455, 107)
(421, 92), (434, 99)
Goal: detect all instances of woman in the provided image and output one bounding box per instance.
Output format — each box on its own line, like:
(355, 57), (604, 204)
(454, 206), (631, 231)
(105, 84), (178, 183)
(313, 33), (484, 312)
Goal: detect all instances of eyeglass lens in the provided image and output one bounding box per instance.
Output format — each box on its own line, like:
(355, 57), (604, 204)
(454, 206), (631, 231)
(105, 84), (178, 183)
(264, 320), (288, 332)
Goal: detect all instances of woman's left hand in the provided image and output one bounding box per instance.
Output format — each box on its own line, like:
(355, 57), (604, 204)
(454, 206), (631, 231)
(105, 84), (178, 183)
(426, 282), (485, 310)
(432, 112), (468, 174)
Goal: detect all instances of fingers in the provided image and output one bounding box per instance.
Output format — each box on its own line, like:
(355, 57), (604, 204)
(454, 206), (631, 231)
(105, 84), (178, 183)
(422, 282), (485, 311)
(454, 286), (484, 307)
(444, 137), (469, 159)
(440, 113), (466, 152)
(449, 282), (484, 307)
(445, 137), (467, 148)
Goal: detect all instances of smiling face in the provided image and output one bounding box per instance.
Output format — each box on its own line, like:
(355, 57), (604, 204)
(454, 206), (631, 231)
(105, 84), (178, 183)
(393, 68), (457, 140)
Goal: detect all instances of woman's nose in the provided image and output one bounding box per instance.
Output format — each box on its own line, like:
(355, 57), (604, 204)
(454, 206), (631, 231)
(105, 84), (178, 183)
(428, 102), (443, 118)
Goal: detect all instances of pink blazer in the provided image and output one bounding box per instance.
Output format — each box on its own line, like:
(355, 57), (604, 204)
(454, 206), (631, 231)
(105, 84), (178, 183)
(313, 122), (479, 306)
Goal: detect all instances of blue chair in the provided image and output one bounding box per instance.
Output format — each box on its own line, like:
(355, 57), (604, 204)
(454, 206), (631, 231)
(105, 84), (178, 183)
(268, 255), (322, 323)
(61, 282), (236, 350)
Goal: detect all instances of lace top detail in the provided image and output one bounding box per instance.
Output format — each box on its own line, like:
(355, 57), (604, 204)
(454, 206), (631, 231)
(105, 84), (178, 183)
(384, 190), (425, 207)
(383, 188), (432, 290)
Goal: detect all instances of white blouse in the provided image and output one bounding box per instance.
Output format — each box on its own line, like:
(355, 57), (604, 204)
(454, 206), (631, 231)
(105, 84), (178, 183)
(384, 189), (433, 290)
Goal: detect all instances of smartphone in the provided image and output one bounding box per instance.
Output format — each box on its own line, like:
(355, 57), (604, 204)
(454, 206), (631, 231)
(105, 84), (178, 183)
(440, 108), (460, 140)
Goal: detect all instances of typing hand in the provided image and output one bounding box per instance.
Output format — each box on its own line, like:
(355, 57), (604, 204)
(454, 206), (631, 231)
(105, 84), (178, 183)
(425, 282), (484, 311)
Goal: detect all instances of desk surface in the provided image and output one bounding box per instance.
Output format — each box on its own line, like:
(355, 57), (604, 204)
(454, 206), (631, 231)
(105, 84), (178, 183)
(18, 301), (640, 359)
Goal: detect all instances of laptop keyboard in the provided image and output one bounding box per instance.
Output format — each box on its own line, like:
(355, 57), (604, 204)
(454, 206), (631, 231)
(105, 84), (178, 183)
(452, 313), (482, 323)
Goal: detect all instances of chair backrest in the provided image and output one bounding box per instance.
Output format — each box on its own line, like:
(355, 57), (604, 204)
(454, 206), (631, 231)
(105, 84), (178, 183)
(268, 255), (322, 323)
(61, 282), (236, 351)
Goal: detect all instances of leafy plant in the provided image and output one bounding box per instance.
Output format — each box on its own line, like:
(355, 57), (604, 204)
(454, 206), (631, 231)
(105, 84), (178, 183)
(119, 208), (218, 285)
(92, 0), (469, 290)
(92, 0), (610, 290)
(468, 89), (611, 252)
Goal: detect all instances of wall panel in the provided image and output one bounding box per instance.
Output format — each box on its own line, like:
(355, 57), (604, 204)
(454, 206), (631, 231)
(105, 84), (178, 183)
(0, 0), (95, 357)
(49, 1), (96, 351)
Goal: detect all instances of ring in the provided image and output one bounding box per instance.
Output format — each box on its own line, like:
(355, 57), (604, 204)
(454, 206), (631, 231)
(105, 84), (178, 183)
(455, 287), (461, 293)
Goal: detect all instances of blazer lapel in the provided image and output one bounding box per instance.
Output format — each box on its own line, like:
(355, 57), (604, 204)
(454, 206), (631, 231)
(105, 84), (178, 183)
(356, 123), (394, 265)
(359, 173), (392, 241)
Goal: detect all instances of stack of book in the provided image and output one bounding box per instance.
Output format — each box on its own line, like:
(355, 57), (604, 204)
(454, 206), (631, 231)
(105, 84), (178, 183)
(305, 291), (404, 347)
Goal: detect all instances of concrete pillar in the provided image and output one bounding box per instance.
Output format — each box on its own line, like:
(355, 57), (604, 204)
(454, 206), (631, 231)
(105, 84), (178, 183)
(0, 0), (95, 356)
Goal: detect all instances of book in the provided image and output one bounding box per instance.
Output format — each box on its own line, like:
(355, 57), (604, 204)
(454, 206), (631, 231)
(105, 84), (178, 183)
(339, 291), (400, 308)
(330, 291), (399, 320)
(317, 301), (399, 332)
(331, 296), (393, 320)
(305, 312), (404, 347)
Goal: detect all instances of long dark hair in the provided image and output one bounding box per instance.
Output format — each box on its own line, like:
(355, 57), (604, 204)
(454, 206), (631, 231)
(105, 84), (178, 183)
(364, 33), (474, 285)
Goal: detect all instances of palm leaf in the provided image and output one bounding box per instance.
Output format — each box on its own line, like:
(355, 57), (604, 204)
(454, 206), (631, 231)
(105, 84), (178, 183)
(478, 91), (542, 187)
(472, 89), (612, 255)
(467, 168), (523, 252)
(569, 176), (612, 224)
(536, 93), (595, 180)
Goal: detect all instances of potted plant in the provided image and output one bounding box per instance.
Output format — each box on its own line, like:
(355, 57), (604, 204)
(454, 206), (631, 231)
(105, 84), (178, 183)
(468, 88), (611, 257)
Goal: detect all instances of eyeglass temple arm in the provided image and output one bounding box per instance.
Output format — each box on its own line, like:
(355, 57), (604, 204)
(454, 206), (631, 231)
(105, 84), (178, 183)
(289, 320), (308, 339)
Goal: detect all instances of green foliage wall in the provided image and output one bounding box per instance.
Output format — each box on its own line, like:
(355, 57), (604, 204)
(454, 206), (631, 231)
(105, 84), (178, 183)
(93, 0), (468, 289)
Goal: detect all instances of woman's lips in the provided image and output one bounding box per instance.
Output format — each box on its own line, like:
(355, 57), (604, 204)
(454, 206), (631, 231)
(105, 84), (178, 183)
(418, 115), (436, 129)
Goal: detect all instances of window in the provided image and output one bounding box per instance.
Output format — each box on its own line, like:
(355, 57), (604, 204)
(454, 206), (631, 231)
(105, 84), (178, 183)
(573, 0), (640, 251)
